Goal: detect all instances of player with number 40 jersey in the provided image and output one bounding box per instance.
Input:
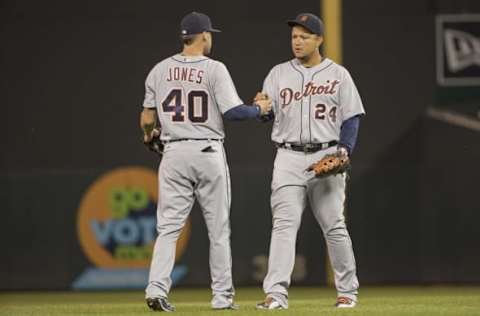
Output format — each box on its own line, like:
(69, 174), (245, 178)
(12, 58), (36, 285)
(140, 11), (271, 313)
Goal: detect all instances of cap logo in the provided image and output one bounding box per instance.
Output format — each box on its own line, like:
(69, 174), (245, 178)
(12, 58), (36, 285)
(181, 30), (187, 35)
(300, 15), (309, 22)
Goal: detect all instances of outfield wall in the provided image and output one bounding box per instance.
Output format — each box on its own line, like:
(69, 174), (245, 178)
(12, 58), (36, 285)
(1, 0), (479, 289)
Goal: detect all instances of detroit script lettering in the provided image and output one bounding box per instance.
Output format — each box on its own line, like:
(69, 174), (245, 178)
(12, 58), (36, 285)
(280, 79), (340, 107)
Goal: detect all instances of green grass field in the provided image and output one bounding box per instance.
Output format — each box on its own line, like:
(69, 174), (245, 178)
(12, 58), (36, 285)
(1, 286), (480, 316)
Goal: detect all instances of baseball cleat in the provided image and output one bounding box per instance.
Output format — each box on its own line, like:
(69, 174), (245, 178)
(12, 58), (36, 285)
(213, 302), (240, 310)
(212, 294), (239, 310)
(256, 297), (284, 310)
(335, 296), (357, 308)
(146, 297), (176, 312)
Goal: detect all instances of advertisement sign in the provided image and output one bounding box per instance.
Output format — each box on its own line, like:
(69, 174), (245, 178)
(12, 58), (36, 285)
(72, 167), (190, 289)
(436, 14), (480, 86)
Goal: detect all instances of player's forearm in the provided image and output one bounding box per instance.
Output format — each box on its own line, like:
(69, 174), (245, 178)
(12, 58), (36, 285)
(140, 108), (157, 135)
(223, 104), (260, 121)
(339, 115), (361, 155)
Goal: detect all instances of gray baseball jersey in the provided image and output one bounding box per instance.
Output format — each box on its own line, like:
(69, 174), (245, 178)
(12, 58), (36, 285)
(262, 58), (365, 144)
(143, 54), (243, 140)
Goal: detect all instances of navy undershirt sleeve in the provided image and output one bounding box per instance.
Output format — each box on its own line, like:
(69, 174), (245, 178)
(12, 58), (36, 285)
(339, 115), (361, 155)
(223, 104), (260, 121)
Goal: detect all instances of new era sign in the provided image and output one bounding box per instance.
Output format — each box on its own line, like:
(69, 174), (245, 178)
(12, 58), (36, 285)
(436, 14), (480, 86)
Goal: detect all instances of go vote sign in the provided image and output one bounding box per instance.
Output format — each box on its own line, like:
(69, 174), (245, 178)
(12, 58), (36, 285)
(72, 167), (191, 289)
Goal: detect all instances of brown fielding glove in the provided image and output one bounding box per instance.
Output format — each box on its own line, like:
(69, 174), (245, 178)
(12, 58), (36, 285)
(307, 150), (350, 177)
(144, 128), (164, 156)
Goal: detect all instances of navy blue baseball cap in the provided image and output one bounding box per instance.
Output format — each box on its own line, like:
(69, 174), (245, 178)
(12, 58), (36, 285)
(180, 12), (221, 36)
(287, 13), (324, 35)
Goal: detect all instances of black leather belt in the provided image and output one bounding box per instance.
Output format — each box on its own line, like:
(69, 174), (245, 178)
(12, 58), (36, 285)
(275, 141), (338, 153)
(165, 138), (222, 143)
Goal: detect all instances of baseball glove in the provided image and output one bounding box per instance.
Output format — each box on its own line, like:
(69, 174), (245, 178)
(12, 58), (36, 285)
(144, 128), (163, 156)
(307, 150), (350, 177)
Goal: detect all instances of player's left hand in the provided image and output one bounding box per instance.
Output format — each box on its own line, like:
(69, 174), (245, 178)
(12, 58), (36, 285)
(143, 128), (163, 156)
(143, 128), (160, 143)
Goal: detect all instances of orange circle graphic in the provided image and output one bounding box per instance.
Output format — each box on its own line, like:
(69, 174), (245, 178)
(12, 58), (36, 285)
(77, 166), (191, 268)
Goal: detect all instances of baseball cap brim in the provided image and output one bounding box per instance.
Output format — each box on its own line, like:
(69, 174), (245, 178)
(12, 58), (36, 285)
(207, 28), (221, 33)
(287, 20), (316, 34)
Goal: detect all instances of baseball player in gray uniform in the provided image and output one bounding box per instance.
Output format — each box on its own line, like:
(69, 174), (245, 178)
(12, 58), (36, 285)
(140, 12), (271, 312)
(255, 13), (365, 309)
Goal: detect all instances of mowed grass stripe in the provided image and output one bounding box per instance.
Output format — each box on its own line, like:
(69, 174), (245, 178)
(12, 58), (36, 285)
(1, 286), (480, 316)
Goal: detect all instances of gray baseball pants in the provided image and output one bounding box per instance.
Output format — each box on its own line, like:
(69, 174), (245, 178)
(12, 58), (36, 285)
(263, 147), (359, 308)
(145, 140), (234, 308)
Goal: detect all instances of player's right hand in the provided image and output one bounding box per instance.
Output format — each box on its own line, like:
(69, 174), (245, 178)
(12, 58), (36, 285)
(254, 91), (271, 115)
(253, 91), (268, 102)
(255, 96), (272, 115)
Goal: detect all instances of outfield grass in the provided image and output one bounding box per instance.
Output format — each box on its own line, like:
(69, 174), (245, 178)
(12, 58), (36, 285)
(1, 286), (480, 316)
